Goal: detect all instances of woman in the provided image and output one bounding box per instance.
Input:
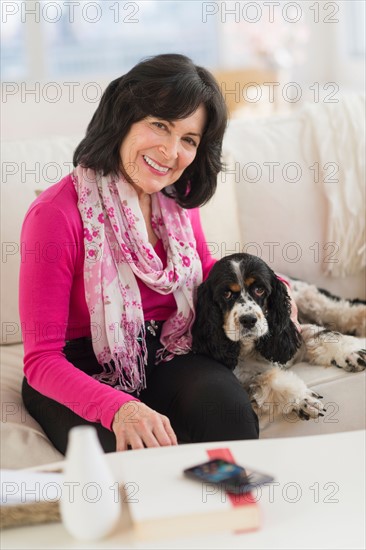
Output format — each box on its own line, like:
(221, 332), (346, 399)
(20, 53), (259, 454)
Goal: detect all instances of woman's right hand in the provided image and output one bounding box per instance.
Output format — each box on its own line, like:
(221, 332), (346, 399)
(112, 401), (178, 452)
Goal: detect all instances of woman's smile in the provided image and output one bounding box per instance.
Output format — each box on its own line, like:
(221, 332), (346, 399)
(143, 155), (171, 175)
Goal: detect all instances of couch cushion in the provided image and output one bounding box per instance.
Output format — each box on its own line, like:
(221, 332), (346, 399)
(200, 150), (242, 258)
(0, 343), (63, 468)
(1, 136), (81, 344)
(223, 110), (366, 300)
(260, 348), (366, 438)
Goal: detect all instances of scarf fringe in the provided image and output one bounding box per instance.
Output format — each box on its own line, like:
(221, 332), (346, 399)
(155, 336), (192, 364)
(93, 326), (148, 395)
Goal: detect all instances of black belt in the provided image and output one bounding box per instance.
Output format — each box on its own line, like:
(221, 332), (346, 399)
(65, 320), (163, 346)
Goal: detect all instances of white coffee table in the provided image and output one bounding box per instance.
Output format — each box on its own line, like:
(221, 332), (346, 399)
(1, 430), (365, 549)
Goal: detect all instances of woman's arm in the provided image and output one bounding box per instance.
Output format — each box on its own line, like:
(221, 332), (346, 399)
(19, 199), (138, 431)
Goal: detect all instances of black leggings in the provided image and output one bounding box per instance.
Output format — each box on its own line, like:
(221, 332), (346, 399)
(22, 327), (259, 455)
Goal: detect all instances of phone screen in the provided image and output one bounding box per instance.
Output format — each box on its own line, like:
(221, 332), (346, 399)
(186, 459), (247, 483)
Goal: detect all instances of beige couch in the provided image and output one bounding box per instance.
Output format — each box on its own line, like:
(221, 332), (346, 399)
(1, 99), (365, 469)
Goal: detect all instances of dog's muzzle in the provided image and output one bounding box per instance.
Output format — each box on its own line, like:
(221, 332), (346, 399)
(238, 313), (268, 339)
(239, 314), (258, 330)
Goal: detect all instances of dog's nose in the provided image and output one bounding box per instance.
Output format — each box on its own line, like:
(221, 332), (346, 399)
(240, 314), (257, 329)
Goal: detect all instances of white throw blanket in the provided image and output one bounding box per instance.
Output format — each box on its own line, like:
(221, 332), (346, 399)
(303, 94), (365, 277)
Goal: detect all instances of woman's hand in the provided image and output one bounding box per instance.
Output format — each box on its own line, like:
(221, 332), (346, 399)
(112, 401), (178, 452)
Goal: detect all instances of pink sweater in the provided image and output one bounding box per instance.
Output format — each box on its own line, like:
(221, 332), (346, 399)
(19, 174), (216, 431)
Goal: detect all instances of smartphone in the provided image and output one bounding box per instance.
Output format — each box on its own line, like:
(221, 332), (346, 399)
(183, 458), (274, 495)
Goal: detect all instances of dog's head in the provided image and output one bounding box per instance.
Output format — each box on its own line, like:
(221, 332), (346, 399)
(192, 253), (301, 368)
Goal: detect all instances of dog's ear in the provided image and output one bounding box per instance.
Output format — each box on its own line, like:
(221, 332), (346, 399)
(255, 276), (301, 364)
(192, 281), (240, 370)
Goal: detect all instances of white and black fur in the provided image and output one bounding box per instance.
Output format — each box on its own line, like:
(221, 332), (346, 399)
(192, 253), (366, 421)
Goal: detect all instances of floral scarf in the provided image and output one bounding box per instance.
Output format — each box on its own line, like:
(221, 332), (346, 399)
(72, 166), (202, 393)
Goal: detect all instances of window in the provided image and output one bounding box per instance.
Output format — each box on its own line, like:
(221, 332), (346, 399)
(1, 1), (26, 80)
(1, 1), (219, 80)
(346, 0), (365, 57)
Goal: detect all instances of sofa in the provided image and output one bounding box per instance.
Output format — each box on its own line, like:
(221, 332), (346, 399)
(1, 96), (365, 469)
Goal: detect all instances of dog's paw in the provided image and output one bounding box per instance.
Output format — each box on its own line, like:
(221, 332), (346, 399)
(292, 389), (326, 420)
(330, 343), (366, 372)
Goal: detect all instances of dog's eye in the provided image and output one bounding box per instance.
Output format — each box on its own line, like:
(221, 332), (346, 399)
(253, 286), (266, 297)
(223, 290), (232, 300)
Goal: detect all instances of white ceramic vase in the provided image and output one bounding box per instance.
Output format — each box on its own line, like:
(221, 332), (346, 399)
(60, 426), (121, 541)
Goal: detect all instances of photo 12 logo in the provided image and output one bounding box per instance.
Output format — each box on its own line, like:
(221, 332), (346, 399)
(201, 480), (340, 504)
(201, 2), (340, 24)
(1, 82), (103, 104)
(216, 80), (340, 106)
(1, 1), (140, 24)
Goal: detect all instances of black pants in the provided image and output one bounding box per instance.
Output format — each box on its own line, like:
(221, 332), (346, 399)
(22, 324), (259, 455)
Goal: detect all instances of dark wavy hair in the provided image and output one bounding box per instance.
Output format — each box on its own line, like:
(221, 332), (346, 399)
(73, 53), (228, 208)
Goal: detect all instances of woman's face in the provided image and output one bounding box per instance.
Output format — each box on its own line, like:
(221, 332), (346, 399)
(119, 104), (206, 197)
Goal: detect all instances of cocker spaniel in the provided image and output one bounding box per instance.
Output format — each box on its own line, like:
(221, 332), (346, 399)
(192, 253), (366, 420)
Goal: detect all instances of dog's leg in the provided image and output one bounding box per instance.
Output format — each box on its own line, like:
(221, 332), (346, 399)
(290, 279), (366, 337)
(301, 324), (366, 372)
(248, 365), (325, 421)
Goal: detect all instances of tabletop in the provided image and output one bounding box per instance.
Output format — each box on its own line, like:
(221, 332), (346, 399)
(1, 430), (365, 549)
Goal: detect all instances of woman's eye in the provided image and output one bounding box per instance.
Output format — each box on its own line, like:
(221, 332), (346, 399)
(152, 121), (167, 130)
(253, 287), (265, 297)
(183, 137), (197, 147)
(223, 290), (232, 300)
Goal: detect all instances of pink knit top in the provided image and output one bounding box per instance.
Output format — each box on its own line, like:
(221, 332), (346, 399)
(19, 174), (216, 431)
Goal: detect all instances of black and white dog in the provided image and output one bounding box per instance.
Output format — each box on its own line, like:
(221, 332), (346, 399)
(192, 253), (366, 420)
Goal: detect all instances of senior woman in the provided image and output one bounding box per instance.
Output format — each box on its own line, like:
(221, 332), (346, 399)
(19, 53), (259, 454)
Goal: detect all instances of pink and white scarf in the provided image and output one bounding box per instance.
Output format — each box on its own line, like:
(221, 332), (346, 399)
(72, 166), (202, 393)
